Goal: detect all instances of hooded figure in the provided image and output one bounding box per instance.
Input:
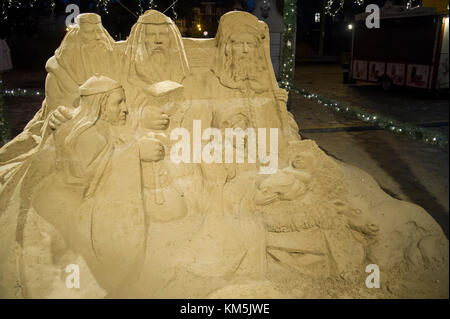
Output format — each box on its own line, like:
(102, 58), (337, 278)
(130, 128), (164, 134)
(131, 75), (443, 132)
(120, 9), (192, 136)
(212, 12), (271, 95)
(123, 10), (189, 87)
(122, 9), (189, 108)
(0, 13), (117, 183)
(205, 11), (299, 168)
(29, 76), (146, 294)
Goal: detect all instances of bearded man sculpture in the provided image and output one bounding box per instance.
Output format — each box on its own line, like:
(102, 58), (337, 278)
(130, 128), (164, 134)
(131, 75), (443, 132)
(0, 13), (117, 184)
(205, 12), (300, 168)
(0, 10), (448, 299)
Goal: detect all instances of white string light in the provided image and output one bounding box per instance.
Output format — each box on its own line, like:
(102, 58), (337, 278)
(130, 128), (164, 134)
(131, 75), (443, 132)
(325, 0), (345, 17)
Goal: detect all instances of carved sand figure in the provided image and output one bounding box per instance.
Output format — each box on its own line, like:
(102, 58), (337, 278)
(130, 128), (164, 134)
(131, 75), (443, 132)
(31, 76), (150, 294)
(205, 11), (299, 168)
(0, 13), (117, 184)
(121, 10), (197, 219)
(0, 10), (448, 299)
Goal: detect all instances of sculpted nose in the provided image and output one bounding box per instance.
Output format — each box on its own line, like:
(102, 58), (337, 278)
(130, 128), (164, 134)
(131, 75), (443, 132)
(94, 30), (103, 40)
(243, 43), (249, 53)
(121, 102), (128, 114)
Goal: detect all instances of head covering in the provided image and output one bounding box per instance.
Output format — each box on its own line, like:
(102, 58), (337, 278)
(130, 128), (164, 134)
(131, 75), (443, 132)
(123, 10), (189, 86)
(79, 75), (122, 96)
(65, 76), (123, 147)
(53, 13), (115, 85)
(212, 11), (272, 93)
(75, 13), (102, 24)
(139, 9), (173, 24)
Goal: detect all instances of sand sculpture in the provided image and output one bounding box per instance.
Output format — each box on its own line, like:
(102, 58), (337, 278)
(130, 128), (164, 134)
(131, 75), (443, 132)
(0, 10), (448, 299)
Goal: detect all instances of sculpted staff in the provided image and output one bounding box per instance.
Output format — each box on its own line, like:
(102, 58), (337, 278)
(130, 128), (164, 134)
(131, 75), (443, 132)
(207, 11), (300, 161)
(32, 75), (164, 294)
(121, 10), (195, 221)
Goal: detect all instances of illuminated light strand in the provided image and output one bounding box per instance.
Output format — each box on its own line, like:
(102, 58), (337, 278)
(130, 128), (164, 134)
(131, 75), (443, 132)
(325, 0), (345, 17)
(2, 84), (447, 150)
(280, 0), (297, 92)
(0, 76), (12, 143)
(138, 0), (144, 15)
(291, 86), (448, 150)
(2, 88), (43, 97)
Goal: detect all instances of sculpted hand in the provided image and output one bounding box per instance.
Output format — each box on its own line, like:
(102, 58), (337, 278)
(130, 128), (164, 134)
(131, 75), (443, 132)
(139, 135), (165, 162)
(142, 106), (170, 130)
(49, 106), (73, 130)
(275, 88), (288, 105)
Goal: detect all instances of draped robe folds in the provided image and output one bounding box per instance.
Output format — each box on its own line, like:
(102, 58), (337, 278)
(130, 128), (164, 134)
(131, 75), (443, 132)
(204, 70), (291, 168)
(30, 120), (146, 292)
(0, 27), (119, 180)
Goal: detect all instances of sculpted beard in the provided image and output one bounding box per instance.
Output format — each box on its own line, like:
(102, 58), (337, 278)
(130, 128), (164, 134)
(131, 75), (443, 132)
(81, 39), (113, 76)
(135, 45), (168, 83)
(228, 50), (264, 86)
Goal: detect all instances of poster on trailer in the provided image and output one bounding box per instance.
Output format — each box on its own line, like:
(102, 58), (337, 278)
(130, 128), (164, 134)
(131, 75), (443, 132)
(406, 64), (430, 89)
(368, 62), (386, 81)
(352, 60), (368, 80)
(386, 63), (406, 86)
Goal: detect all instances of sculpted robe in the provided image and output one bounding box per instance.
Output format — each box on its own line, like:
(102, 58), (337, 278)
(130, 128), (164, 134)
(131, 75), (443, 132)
(31, 118), (146, 292)
(0, 17), (118, 180)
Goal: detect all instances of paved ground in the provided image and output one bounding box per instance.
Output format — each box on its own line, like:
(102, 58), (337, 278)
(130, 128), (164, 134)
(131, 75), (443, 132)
(1, 66), (449, 236)
(292, 63), (449, 237)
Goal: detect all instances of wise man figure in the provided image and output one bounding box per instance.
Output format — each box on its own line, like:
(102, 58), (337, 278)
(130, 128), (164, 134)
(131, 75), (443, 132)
(121, 9), (189, 125)
(0, 13), (117, 183)
(121, 10), (199, 222)
(204, 11), (300, 169)
(31, 75), (164, 294)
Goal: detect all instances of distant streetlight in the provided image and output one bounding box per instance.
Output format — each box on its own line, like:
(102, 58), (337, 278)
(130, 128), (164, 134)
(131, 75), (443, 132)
(348, 24), (353, 30)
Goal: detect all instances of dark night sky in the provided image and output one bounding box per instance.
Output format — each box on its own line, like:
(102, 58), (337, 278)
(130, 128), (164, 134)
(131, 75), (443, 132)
(0, 0), (408, 67)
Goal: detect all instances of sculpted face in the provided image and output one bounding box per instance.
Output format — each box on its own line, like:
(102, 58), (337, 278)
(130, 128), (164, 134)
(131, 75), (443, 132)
(226, 32), (261, 82)
(231, 33), (257, 62)
(102, 89), (128, 126)
(79, 23), (110, 47)
(145, 24), (170, 55)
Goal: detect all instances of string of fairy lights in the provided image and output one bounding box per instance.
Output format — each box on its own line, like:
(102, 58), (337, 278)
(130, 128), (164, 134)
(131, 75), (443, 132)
(325, 0), (365, 17)
(1, 1), (172, 19)
(291, 87), (448, 150)
(279, 0), (447, 150)
(0, 0), (448, 150)
(1, 84), (448, 150)
(0, 78), (12, 143)
(281, 0), (365, 89)
(2, 0), (54, 19)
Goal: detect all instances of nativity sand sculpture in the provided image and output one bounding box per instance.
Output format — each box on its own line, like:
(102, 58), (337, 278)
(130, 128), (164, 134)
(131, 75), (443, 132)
(0, 10), (448, 299)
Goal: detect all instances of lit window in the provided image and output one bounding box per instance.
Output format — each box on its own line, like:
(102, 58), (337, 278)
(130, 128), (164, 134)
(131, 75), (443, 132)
(315, 13), (321, 23)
